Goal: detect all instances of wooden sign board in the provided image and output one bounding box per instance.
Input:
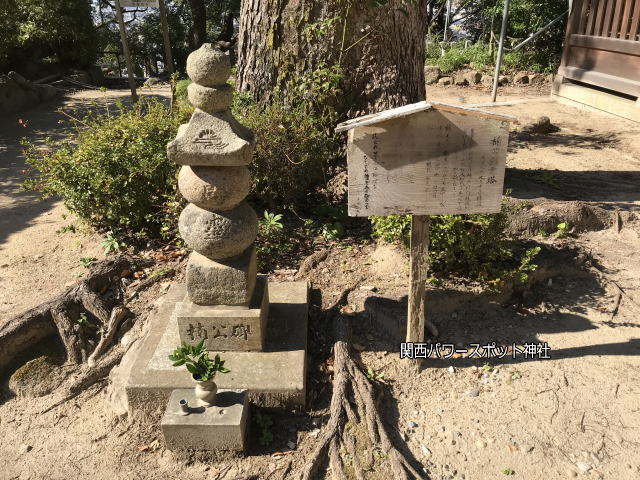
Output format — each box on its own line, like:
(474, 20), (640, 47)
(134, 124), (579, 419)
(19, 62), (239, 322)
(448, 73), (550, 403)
(336, 101), (515, 217)
(120, 0), (159, 7)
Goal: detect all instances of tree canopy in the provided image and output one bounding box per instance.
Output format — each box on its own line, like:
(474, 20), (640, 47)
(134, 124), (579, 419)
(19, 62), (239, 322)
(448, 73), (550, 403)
(1, 0), (97, 73)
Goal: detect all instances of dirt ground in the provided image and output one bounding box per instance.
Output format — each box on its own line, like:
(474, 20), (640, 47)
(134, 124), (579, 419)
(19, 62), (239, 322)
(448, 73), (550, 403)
(1, 82), (640, 480)
(0, 86), (172, 323)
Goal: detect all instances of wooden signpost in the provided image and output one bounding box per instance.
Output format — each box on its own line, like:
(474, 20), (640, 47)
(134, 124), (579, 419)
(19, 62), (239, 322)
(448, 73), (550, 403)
(336, 101), (515, 346)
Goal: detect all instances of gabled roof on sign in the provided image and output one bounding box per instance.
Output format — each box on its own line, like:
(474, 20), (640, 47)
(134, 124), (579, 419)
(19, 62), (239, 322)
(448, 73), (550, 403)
(335, 100), (517, 133)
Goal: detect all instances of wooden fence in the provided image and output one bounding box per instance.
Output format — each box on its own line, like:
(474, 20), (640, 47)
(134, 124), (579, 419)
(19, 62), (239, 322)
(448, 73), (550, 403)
(558, 0), (640, 98)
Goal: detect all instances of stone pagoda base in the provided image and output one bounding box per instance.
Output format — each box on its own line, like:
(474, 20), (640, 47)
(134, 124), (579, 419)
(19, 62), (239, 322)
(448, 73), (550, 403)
(124, 281), (308, 416)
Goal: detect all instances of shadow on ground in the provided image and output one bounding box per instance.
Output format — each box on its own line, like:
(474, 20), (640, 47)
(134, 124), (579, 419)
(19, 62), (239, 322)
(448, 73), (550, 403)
(0, 90), (170, 245)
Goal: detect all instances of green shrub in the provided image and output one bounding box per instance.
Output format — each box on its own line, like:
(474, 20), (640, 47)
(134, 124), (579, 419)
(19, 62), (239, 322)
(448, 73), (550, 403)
(370, 215), (412, 244)
(174, 78), (191, 104)
(370, 201), (540, 290)
(22, 98), (190, 242)
(426, 43), (493, 73)
(232, 92), (337, 208)
(426, 42), (558, 74)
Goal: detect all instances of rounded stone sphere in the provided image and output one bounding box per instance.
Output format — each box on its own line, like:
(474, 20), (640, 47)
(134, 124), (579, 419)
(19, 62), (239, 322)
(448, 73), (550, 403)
(179, 202), (258, 260)
(178, 165), (251, 211)
(187, 82), (233, 113)
(186, 43), (231, 87)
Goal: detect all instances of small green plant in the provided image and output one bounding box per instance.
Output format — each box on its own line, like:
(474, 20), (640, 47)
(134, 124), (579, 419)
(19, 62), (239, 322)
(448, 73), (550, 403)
(253, 410), (274, 446)
(150, 267), (175, 278)
(366, 367), (385, 381)
(506, 369), (523, 385)
(75, 312), (94, 329)
(501, 468), (515, 475)
(259, 211), (284, 235)
(321, 222), (344, 241)
(57, 224), (76, 234)
(168, 340), (230, 382)
(100, 232), (120, 254)
(79, 256), (97, 268)
(555, 222), (569, 238)
(482, 362), (493, 372)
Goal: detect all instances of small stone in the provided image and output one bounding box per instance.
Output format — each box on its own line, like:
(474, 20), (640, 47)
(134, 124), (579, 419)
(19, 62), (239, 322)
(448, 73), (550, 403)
(466, 388), (480, 397)
(19, 444), (32, 454)
(547, 278), (553, 286)
(475, 440), (486, 449)
(421, 445), (432, 455)
(424, 65), (441, 85)
(464, 71), (482, 85)
(359, 285), (377, 292)
(529, 73), (545, 84)
(438, 76), (453, 86)
(453, 74), (468, 86)
(448, 366), (455, 373)
(412, 410), (420, 416)
(566, 468), (578, 477)
(178, 165), (251, 211)
(187, 83), (233, 113)
(576, 462), (592, 472)
(287, 441), (296, 450)
(408, 421), (419, 429)
(178, 202), (258, 260)
(186, 43), (231, 87)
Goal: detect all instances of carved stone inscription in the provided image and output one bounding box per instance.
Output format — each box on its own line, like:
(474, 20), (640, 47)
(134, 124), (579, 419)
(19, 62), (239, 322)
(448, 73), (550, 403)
(176, 276), (269, 352)
(347, 109), (509, 216)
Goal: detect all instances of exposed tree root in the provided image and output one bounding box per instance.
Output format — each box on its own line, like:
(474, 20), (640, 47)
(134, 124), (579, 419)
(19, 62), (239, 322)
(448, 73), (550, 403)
(0, 256), (154, 395)
(299, 284), (426, 480)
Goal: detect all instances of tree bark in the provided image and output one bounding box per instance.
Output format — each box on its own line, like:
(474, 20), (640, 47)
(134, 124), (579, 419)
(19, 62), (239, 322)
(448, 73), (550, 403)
(237, 0), (427, 117)
(188, 0), (208, 50)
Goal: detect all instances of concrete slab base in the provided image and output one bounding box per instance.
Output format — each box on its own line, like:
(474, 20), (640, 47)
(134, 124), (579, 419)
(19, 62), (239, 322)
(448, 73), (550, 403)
(125, 281), (308, 417)
(162, 388), (248, 452)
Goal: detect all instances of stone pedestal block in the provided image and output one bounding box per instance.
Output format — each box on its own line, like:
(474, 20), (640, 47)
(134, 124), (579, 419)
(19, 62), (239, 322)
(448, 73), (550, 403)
(178, 165), (251, 211)
(161, 388), (248, 452)
(177, 275), (269, 351)
(186, 247), (256, 306)
(178, 202), (258, 260)
(167, 109), (254, 166)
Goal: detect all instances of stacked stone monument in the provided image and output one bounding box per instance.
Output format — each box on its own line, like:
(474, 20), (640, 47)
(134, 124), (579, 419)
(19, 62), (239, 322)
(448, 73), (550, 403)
(168, 43), (268, 352)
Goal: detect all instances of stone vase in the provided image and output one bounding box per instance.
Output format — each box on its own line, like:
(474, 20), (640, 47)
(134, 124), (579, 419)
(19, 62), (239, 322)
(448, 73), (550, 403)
(194, 376), (218, 407)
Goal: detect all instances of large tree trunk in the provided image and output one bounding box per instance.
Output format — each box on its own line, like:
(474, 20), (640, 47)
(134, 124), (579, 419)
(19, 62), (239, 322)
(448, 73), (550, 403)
(236, 0), (426, 117)
(188, 0), (207, 49)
